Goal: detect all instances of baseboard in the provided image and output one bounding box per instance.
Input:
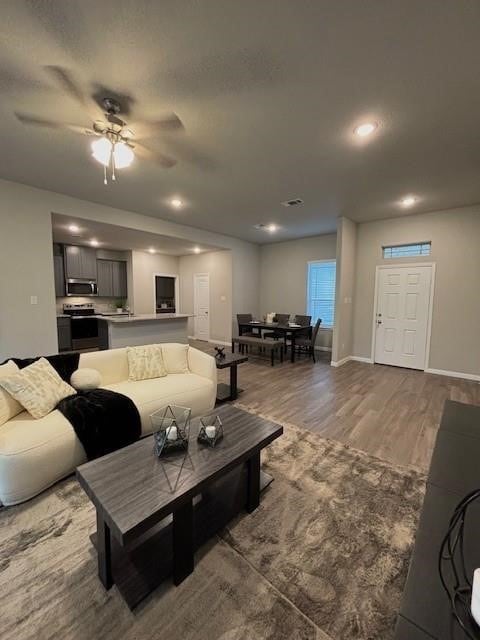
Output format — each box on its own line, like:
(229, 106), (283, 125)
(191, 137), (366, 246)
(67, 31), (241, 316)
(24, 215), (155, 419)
(208, 339), (232, 347)
(188, 336), (232, 347)
(425, 368), (480, 382)
(350, 356), (374, 364)
(331, 355), (374, 367)
(330, 356), (351, 367)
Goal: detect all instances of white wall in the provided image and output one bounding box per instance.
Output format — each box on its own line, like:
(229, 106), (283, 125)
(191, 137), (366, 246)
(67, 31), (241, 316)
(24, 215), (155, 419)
(130, 251), (179, 315)
(353, 206), (480, 377)
(259, 234), (337, 349)
(0, 178), (260, 360)
(332, 218), (357, 363)
(179, 250), (232, 343)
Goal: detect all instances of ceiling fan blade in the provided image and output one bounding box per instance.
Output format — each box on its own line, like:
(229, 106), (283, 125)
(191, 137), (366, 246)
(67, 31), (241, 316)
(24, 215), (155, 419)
(131, 113), (185, 138)
(134, 143), (177, 168)
(44, 66), (102, 119)
(15, 112), (96, 136)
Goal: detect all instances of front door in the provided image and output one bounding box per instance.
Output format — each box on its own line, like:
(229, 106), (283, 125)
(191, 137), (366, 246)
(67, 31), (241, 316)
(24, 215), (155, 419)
(194, 273), (210, 341)
(374, 265), (433, 370)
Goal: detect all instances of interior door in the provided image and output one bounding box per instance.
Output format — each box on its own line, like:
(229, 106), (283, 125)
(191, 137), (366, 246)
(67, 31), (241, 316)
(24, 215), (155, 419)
(374, 265), (433, 370)
(194, 274), (210, 341)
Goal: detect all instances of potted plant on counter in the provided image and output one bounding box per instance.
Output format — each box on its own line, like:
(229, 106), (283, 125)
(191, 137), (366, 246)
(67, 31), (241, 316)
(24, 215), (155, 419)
(114, 299), (125, 313)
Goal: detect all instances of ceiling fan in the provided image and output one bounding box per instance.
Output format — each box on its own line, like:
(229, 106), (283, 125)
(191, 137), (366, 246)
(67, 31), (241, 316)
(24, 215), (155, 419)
(15, 66), (184, 184)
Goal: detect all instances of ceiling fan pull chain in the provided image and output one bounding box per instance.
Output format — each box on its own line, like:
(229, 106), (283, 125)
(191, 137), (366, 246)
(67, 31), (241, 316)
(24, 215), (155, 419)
(103, 165), (107, 185)
(112, 152), (116, 181)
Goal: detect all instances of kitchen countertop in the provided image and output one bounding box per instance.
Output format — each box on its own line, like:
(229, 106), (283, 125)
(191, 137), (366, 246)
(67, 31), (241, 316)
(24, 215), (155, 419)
(97, 313), (193, 324)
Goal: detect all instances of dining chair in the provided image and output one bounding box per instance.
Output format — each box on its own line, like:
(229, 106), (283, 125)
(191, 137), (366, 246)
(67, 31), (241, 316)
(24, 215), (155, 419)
(293, 314), (312, 338)
(294, 318), (322, 362)
(263, 313), (290, 341)
(237, 313), (255, 337)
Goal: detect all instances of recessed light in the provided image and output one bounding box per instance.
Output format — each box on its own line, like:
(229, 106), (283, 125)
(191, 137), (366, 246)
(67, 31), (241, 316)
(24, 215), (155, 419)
(171, 198), (183, 209)
(148, 247), (156, 254)
(254, 223), (279, 232)
(354, 122), (378, 137)
(193, 247), (201, 254)
(68, 224), (80, 233)
(89, 239), (99, 247)
(400, 195), (416, 208)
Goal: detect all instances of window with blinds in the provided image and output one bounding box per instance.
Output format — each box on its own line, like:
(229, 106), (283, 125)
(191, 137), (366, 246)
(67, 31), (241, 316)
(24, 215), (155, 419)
(306, 260), (336, 327)
(383, 242), (431, 259)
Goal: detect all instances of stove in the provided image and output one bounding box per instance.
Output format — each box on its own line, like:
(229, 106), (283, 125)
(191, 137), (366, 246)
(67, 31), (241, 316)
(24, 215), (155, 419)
(63, 303), (99, 349)
(63, 302), (96, 317)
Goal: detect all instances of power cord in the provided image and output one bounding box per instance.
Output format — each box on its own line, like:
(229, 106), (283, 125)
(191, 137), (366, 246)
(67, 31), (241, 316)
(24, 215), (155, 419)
(438, 489), (480, 639)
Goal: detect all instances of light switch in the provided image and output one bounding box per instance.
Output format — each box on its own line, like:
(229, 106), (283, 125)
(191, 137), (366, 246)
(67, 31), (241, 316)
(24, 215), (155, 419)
(30, 295), (38, 305)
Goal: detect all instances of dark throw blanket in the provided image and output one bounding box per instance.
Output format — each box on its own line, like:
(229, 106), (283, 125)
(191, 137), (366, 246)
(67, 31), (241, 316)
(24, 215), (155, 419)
(4, 352), (80, 383)
(57, 389), (141, 460)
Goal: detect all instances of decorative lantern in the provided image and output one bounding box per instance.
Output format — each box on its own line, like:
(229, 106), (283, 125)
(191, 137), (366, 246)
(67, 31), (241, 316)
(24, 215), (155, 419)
(198, 414), (224, 447)
(150, 405), (191, 456)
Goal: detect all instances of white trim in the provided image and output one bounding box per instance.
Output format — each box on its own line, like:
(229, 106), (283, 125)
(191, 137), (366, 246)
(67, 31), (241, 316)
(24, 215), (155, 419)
(208, 339), (231, 347)
(193, 272), (210, 341)
(152, 272), (179, 314)
(425, 368), (480, 382)
(350, 355), (374, 364)
(371, 262), (436, 370)
(330, 356), (351, 367)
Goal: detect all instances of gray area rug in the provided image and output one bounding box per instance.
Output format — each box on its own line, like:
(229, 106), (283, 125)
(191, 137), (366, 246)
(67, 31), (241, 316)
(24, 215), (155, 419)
(0, 413), (425, 640)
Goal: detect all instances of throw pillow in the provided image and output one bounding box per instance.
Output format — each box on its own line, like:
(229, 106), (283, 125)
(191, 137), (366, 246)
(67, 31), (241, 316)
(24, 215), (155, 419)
(0, 360), (24, 426)
(127, 344), (167, 381)
(0, 357), (77, 419)
(162, 343), (189, 374)
(70, 368), (102, 391)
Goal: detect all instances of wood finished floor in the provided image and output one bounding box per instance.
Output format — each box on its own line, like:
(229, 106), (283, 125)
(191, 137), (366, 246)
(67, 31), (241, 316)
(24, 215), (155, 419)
(191, 340), (480, 472)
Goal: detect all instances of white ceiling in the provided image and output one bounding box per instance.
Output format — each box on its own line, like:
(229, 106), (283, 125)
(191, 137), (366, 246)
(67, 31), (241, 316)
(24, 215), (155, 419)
(51, 213), (221, 256)
(1, 1), (480, 243)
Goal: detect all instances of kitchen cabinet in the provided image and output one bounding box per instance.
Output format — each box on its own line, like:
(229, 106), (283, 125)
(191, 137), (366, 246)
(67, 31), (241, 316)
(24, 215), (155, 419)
(96, 259), (127, 298)
(112, 260), (127, 298)
(65, 245), (97, 280)
(57, 317), (72, 352)
(53, 254), (65, 297)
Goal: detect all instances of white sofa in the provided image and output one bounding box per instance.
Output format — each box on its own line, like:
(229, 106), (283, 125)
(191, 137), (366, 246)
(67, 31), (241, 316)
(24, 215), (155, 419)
(0, 344), (216, 506)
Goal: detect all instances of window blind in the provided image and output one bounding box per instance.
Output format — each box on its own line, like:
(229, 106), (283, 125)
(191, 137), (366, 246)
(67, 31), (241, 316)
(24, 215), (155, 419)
(383, 242), (431, 259)
(307, 260), (336, 327)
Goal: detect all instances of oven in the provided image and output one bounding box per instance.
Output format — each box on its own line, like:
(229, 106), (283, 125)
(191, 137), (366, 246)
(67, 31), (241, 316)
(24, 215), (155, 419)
(66, 279), (98, 297)
(70, 317), (99, 350)
(63, 303), (99, 350)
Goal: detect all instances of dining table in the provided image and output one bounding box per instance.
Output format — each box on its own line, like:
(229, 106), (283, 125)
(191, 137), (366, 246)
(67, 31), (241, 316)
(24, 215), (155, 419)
(238, 321), (312, 363)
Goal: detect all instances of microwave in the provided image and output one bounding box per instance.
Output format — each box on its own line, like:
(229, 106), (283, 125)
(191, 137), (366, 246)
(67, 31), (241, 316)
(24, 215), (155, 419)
(66, 279), (98, 297)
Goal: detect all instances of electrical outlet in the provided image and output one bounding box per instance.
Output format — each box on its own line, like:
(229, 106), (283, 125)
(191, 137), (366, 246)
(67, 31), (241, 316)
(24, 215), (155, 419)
(30, 296), (38, 305)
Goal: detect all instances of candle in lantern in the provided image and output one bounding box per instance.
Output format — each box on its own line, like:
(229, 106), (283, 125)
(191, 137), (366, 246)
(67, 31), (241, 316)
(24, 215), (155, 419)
(205, 425), (216, 438)
(166, 426), (178, 441)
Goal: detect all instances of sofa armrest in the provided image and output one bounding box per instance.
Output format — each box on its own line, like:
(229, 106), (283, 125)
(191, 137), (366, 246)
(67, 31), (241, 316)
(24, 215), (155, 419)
(188, 347), (217, 385)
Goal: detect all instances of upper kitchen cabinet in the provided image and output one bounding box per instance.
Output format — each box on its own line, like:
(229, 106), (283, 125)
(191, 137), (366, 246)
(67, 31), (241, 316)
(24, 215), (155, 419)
(64, 245), (97, 280)
(97, 259), (127, 298)
(53, 255), (65, 297)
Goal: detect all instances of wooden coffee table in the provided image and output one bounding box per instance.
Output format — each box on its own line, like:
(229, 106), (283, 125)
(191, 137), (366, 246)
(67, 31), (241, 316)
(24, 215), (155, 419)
(76, 404), (283, 609)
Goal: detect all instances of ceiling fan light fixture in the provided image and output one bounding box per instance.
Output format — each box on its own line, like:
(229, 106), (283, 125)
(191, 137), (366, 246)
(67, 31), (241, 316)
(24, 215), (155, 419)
(91, 136), (112, 166)
(113, 141), (134, 169)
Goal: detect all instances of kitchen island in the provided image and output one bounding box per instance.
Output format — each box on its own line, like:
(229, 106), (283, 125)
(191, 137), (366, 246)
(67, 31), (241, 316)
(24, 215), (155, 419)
(98, 314), (193, 350)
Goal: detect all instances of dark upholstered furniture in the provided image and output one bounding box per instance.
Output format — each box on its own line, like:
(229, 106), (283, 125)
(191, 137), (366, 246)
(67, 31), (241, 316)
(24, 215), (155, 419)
(395, 401), (480, 639)
(232, 336), (284, 366)
(293, 318), (321, 362)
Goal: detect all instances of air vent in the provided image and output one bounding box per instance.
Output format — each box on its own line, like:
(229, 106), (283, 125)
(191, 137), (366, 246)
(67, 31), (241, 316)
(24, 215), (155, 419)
(281, 198), (304, 207)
